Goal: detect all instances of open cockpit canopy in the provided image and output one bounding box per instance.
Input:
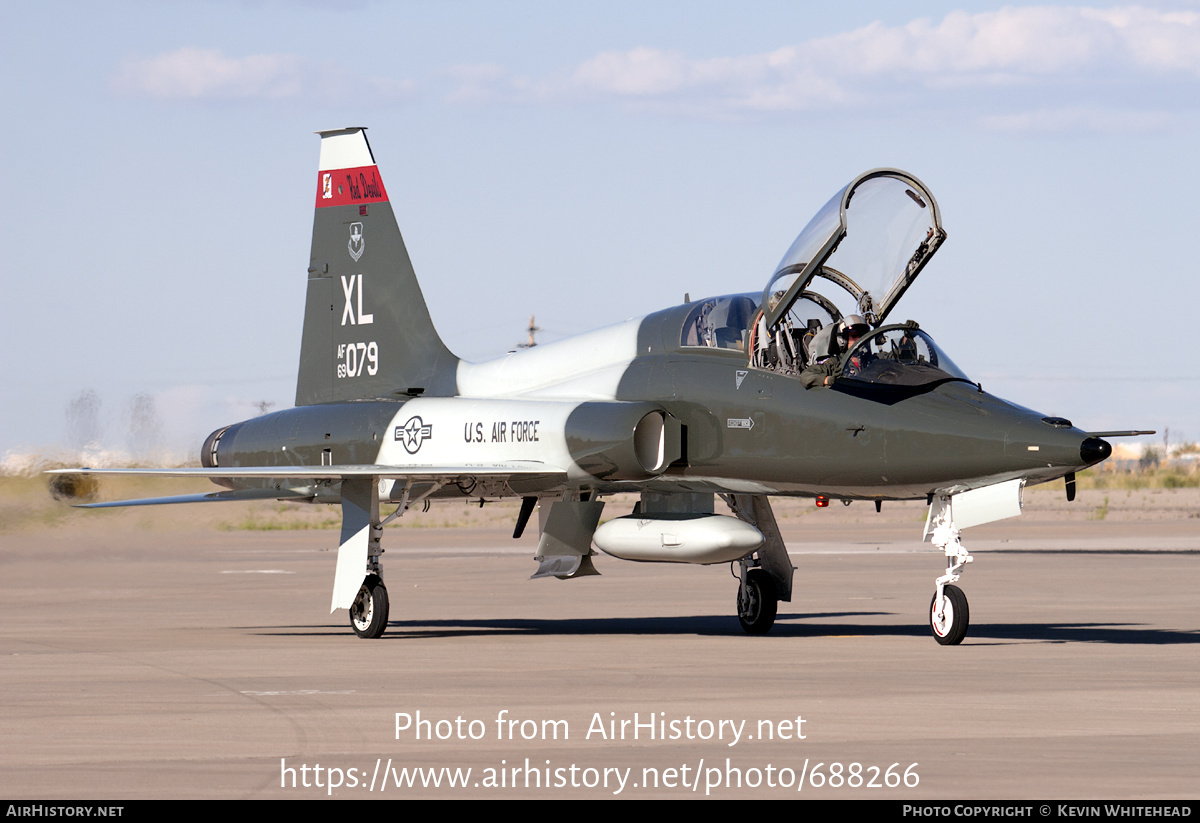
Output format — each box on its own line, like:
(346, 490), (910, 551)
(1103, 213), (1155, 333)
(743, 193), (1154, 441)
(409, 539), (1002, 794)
(762, 170), (946, 329)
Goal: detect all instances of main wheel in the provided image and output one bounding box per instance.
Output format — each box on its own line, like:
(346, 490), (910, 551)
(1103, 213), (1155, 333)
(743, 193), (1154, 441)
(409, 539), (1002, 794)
(929, 584), (969, 645)
(737, 569), (777, 635)
(350, 574), (389, 639)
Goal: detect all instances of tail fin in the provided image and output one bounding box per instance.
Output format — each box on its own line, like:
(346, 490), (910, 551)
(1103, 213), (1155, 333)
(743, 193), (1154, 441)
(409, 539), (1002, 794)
(296, 128), (459, 406)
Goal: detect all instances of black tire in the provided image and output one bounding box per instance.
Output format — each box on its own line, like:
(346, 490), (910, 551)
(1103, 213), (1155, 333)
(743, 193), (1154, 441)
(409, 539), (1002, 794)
(350, 574), (389, 639)
(929, 584), (969, 645)
(737, 569), (777, 635)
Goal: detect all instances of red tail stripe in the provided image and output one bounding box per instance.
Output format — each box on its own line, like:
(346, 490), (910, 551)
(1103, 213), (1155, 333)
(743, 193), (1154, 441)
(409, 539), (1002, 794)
(315, 166), (389, 208)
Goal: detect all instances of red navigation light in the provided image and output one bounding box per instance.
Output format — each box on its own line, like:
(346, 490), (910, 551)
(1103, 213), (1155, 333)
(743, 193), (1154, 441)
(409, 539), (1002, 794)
(815, 495), (829, 508)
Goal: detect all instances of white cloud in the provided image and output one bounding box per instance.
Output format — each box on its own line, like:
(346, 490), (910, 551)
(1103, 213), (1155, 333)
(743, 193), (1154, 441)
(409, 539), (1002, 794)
(450, 6), (1200, 130)
(121, 9), (1200, 130)
(574, 48), (694, 96)
(113, 48), (305, 99)
(594, 7), (1199, 92)
(112, 47), (413, 102)
(442, 63), (528, 104)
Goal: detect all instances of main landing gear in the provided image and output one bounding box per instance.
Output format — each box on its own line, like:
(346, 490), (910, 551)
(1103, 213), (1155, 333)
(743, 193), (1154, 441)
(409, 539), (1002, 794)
(350, 574), (389, 639)
(736, 566), (778, 634)
(722, 494), (794, 636)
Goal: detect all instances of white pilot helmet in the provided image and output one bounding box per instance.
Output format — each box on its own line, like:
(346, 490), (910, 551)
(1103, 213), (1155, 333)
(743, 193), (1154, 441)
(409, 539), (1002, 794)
(838, 314), (869, 341)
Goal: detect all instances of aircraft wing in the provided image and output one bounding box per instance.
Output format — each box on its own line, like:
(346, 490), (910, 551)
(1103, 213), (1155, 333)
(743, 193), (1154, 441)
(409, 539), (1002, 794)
(48, 463), (568, 508)
(50, 462), (562, 480)
(73, 487), (316, 508)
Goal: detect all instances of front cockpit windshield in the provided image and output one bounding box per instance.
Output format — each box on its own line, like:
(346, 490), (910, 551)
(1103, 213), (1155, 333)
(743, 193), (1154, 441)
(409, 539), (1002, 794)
(839, 326), (970, 388)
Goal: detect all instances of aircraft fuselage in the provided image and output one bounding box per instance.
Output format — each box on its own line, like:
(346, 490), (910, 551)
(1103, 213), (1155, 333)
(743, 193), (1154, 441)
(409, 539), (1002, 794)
(205, 297), (1106, 505)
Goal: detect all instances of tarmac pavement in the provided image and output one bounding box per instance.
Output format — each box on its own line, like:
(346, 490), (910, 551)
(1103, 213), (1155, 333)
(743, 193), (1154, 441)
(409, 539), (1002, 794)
(2, 513), (1197, 799)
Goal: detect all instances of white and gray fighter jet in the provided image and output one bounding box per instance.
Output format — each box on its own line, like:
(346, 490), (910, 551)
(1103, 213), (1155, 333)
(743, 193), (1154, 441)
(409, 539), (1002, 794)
(55, 128), (1150, 643)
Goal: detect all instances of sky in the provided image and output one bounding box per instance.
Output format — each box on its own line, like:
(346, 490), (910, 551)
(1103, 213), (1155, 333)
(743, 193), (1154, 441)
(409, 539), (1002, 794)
(2, 0), (1197, 463)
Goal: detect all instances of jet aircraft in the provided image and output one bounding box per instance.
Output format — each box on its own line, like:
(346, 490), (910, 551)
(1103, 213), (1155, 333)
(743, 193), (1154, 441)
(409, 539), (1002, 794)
(56, 127), (1149, 644)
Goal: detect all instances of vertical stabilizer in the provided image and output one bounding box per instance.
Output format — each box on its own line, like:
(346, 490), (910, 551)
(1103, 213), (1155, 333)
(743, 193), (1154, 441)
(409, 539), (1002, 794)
(296, 128), (458, 406)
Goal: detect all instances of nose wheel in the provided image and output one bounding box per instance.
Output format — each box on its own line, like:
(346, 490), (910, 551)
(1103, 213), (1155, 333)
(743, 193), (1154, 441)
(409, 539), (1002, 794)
(930, 584), (968, 645)
(350, 574), (389, 639)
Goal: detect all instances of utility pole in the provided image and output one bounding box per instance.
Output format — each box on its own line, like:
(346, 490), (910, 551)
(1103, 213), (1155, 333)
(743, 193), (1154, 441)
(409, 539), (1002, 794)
(517, 315), (541, 349)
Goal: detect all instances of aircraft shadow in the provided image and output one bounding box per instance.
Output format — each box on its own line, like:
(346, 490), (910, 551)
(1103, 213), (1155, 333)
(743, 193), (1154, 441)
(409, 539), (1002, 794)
(253, 613), (1200, 644)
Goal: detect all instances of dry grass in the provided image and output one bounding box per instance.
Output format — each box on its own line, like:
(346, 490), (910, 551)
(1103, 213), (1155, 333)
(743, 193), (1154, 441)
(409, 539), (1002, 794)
(1077, 465), (1200, 490)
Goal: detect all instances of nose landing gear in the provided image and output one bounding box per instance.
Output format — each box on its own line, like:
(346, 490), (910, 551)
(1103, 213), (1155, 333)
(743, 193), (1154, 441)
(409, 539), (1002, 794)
(926, 493), (975, 645)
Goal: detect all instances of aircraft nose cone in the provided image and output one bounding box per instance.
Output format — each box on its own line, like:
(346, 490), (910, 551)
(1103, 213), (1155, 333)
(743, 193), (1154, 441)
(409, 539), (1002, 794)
(1080, 437), (1111, 466)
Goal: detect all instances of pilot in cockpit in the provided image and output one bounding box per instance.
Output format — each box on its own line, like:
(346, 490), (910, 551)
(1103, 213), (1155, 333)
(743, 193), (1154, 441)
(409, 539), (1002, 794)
(838, 315), (870, 375)
(799, 322), (837, 388)
(800, 314), (869, 388)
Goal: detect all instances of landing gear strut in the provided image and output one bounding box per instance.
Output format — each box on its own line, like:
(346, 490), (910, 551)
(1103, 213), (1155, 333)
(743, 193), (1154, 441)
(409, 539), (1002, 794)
(333, 478), (447, 639)
(333, 478), (391, 639)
